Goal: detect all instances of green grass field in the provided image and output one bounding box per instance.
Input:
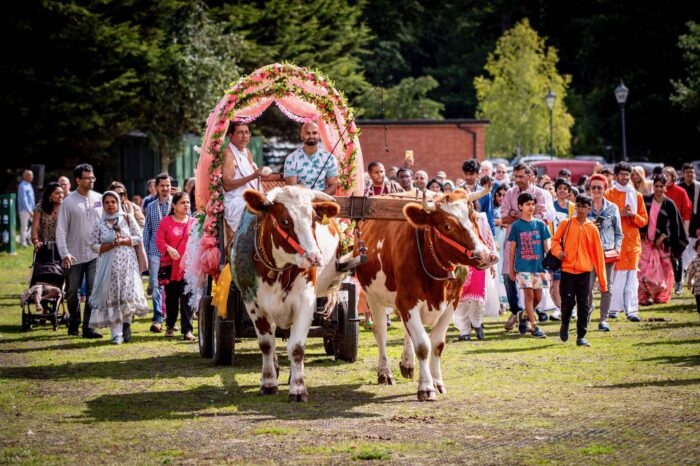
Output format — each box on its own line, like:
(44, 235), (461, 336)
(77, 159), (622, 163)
(1, 247), (698, 465)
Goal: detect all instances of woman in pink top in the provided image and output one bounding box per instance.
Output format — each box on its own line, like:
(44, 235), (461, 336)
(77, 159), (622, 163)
(156, 192), (195, 340)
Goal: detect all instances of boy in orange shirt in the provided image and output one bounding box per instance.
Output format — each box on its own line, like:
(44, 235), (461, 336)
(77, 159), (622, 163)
(551, 194), (607, 347)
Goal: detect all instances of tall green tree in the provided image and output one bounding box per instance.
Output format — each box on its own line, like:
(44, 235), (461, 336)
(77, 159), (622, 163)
(139, 1), (241, 171)
(361, 76), (444, 119)
(474, 19), (574, 158)
(671, 21), (700, 115)
(214, 0), (372, 98)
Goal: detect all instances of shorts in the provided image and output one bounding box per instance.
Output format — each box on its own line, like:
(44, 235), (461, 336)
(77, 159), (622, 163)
(516, 272), (550, 289)
(552, 269), (562, 281)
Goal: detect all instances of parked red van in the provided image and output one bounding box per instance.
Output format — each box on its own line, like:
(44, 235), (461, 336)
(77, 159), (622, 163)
(531, 160), (602, 184)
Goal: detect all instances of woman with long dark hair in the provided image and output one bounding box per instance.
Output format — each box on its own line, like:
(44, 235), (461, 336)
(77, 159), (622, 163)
(31, 182), (64, 260)
(156, 192), (196, 340)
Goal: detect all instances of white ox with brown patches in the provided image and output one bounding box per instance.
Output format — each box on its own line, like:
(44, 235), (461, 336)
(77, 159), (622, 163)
(232, 186), (343, 402)
(354, 189), (497, 401)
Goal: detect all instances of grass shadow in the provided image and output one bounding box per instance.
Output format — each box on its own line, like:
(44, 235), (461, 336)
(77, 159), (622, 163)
(75, 380), (394, 423)
(639, 354), (700, 367)
(596, 378), (700, 389)
(636, 339), (700, 347)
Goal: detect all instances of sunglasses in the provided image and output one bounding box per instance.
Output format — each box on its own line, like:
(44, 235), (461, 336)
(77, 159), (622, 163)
(114, 191), (126, 196)
(590, 185), (605, 191)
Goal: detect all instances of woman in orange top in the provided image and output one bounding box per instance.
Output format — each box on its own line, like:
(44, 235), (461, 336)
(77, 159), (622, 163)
(604, 162), (649, 321)
(551, 194), (607, 346)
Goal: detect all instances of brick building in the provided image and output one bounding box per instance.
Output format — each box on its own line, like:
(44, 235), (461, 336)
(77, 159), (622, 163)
(356, 119), (489, 181)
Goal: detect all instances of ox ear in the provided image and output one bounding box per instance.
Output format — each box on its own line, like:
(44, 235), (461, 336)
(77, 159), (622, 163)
(403, 203), (433, 228)
(313, 201), (340, 220)
(243, 189), (270, 215)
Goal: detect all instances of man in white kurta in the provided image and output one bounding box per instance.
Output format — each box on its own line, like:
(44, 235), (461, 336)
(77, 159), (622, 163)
(222, 122), (263, 232)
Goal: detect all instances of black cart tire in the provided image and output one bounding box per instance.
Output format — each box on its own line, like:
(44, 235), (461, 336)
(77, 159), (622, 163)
(198, 296), (214, 358)
(213, 311), (234, 366)
(335, 285), (358, 362)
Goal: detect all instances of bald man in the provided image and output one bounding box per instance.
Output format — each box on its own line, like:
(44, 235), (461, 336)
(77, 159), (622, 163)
(284, 121), (338, 195)
(58, 176), (71, 195)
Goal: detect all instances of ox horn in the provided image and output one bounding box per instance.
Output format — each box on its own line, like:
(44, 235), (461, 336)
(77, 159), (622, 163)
(421, 189), (436, 212)
(311, 191), (336, 202)
(466, 180), (492, 202)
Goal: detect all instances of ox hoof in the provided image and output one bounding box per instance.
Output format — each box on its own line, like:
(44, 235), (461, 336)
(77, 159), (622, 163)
(288, 393), (309, 403)
(259, 385), (279, 396)
(399, 364), (415, 380)
(377, 373), (395, 385)
(417, 389), (437, 402)
(434, 382), (447, 394)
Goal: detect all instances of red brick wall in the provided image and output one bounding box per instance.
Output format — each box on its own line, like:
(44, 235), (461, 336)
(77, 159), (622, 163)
(357, 122), (487, 181)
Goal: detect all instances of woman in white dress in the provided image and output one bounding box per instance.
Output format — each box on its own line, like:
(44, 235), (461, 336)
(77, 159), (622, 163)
(88, 191), (149, 344)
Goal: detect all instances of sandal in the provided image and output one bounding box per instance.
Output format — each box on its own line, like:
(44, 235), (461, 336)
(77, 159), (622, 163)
(363, 320), (373, 330)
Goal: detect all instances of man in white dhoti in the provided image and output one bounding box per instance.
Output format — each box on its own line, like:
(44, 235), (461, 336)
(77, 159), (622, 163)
(222, 122), (264, 234)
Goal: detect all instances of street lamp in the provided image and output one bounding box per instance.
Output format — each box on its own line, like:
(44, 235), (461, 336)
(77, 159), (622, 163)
(614, 81), (629, 162)
(545, 90), (556, 158)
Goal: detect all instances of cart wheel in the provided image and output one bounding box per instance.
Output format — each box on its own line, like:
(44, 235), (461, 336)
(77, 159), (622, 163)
(213, 311), (234, 366)
(323, 335), (335, 356)
(335, 285), (358, 362)
(198, 296), (214, 358)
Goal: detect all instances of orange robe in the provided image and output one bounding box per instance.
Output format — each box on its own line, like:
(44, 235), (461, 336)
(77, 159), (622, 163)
(605, 189), (648, 270)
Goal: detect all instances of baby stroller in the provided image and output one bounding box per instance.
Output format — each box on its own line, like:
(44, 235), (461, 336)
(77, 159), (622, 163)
(20, 242), (67, 331)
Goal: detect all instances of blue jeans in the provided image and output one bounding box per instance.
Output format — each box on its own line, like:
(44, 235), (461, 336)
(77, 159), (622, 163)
(502, 273), (522, 315)
(65, 259), (97, 332)
(148, 254), (163, 323)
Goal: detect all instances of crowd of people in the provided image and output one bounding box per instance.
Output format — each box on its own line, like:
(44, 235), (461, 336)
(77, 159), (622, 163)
(16, 120), (700, 347)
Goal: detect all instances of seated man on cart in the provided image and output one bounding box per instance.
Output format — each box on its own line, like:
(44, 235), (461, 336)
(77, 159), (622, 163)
(284, 121), (338, 195)
(222, 121), (264, 248)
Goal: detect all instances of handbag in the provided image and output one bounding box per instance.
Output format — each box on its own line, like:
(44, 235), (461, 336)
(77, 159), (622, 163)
(124, 214), (149, 273)
(157, 217), (192, 284)
(603, 248), (621, 264)
(542, 218), (572, 270)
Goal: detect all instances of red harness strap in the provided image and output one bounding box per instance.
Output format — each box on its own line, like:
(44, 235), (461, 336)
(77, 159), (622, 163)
(431, 227), (474, 258)
(271, 218), (307, 256)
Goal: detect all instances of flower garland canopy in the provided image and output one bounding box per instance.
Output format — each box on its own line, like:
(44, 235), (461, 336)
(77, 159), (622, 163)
(191, 63), (365, 279)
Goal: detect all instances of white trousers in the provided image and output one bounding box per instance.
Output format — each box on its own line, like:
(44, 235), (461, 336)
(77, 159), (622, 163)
(453, 299), (484, 334)
(610, 269), (639, 317)
(19, 211), (31, 246)
(682, 238), (697, 273)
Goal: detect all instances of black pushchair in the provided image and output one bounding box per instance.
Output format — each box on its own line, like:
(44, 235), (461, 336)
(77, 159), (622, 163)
(20, 242), (67, 331)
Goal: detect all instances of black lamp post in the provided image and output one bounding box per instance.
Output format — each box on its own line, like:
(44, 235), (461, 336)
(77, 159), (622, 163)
(545, 90), (556, 158)
(614, 81), (629, 162)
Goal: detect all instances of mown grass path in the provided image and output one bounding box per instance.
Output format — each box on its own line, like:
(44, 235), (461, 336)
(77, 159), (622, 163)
(1, 248), (698, 465)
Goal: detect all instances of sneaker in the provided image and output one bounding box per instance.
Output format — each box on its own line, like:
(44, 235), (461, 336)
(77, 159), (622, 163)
(560, 321), (570, 342)
(536, 310), (549, 322)
(531, 327), (546, 338)
(674, 282), (682, 295)
(608, 312), (618, 319)
(183, 331), (195, 341)
(112, 335), (124, 345)
(457, 334), (470, 342)
(504, 314), (518, 331)
(576, 337), (591, 347)
(475, 326), (485, 340)
(627, 315), (641, 322)
(517, 311), (528, 335)
(173, 325), (180, 332)
(150, 322), (162, 333)
(165, 327), (175, 338)
(598, 321), (611, 332)
(549, 308), (561, 321)
(571, 311), (578, 320)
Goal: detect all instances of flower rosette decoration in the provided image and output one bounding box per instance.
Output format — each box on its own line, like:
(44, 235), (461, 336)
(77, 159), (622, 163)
(191, 63), (365, 280)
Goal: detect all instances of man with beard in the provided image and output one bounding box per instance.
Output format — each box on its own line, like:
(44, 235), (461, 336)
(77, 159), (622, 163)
(364, 161), (404, 196)
(284, 121), (338, 195)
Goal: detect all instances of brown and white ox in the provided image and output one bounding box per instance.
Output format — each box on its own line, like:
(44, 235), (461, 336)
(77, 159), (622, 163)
(354, 189), (497, 401)
(232, 186), (344, 402)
